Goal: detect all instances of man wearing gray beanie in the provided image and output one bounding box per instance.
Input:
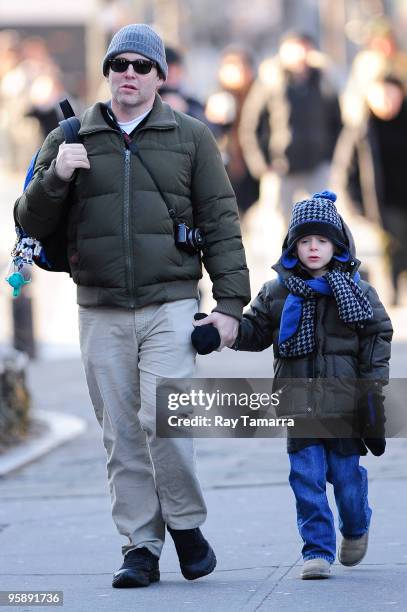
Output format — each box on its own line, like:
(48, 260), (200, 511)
(15, 24), (250, 588)
(102, 24), (169, 81)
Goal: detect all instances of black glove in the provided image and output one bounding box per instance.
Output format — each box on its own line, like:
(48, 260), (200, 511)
(191, 312), (221, 355)
(364, 437), (386, 456)
(358, 388), (386, 456)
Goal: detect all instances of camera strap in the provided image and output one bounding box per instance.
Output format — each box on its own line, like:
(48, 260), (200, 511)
(127, 140), (180, 227)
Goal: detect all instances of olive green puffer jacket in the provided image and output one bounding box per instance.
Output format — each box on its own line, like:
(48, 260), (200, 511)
(15, 95), (250, 318)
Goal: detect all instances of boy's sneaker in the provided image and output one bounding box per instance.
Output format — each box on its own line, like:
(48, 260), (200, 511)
(301, 558), (331, 579)
(338, 530), (369, 567)
(112, 547), (160, 588)
(167, 526), (217, 580)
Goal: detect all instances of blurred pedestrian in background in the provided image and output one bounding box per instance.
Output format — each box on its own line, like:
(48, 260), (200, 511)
(0, 34), (64, 171)
(159, 45), (207, 122)
(239, 31), (342, 226)
(342, 18), (407, 126)
(334, 75), (407, 306)
(205, 46), (259, 218)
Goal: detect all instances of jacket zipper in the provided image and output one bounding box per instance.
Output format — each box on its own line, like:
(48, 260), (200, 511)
(123, 148), (135, 307)
(82, 121), (174, 308)
(314, 298), (324, 377)
(308, 299), (324, 414)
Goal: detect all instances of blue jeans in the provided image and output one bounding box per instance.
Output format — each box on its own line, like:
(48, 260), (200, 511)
(288, 445), (372, 563)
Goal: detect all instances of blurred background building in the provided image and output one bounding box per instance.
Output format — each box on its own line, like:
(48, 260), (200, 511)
(1, 0), (407, 358)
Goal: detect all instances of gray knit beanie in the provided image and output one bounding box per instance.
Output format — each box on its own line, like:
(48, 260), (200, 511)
(102, 24), (168, 80)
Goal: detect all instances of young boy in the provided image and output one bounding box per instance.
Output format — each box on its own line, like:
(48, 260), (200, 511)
(233, 190), (393, 579)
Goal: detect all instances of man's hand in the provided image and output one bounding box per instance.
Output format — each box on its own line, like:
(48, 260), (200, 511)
(55, 143), (90, 181)
(193, 312), (239, 350)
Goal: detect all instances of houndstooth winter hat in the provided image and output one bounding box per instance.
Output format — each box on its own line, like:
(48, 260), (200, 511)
(286, 190), (347, 250)
(102, 24), (168, 79)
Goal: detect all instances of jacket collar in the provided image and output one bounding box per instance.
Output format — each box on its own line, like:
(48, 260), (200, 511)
(78, 93), (178, 136)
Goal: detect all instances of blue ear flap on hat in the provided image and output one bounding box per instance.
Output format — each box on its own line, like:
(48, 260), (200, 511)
(281, 250), (298, 268)
(333, 247), (350, 262)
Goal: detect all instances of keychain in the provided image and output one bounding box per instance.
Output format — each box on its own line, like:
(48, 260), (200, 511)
(5, 227), (44, 297)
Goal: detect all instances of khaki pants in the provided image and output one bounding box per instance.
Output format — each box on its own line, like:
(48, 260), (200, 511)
(79, 298), (207, 558)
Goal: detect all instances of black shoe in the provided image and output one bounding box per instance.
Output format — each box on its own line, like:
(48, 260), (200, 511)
(167, 526), (217, 580)
(112, 547), (160, 588)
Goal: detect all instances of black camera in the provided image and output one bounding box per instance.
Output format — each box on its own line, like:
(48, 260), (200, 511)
(175, 223), (205, 254)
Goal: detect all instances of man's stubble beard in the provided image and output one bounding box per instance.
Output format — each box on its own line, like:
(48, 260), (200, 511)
(115, 88), (153, 114)
(116, 91), (140, 109)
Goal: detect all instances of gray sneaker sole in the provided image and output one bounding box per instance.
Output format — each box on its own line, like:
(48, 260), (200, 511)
(301, 570), (331, 580)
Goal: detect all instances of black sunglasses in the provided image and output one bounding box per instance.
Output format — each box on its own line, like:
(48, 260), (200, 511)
(108, 58), (156, 74)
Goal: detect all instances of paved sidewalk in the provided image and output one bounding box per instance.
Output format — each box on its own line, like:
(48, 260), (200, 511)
(0, 346), (406, 611)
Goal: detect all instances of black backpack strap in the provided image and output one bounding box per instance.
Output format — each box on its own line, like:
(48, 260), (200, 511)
(59, 98), (76, 118)
(58, 98), (81, 144)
